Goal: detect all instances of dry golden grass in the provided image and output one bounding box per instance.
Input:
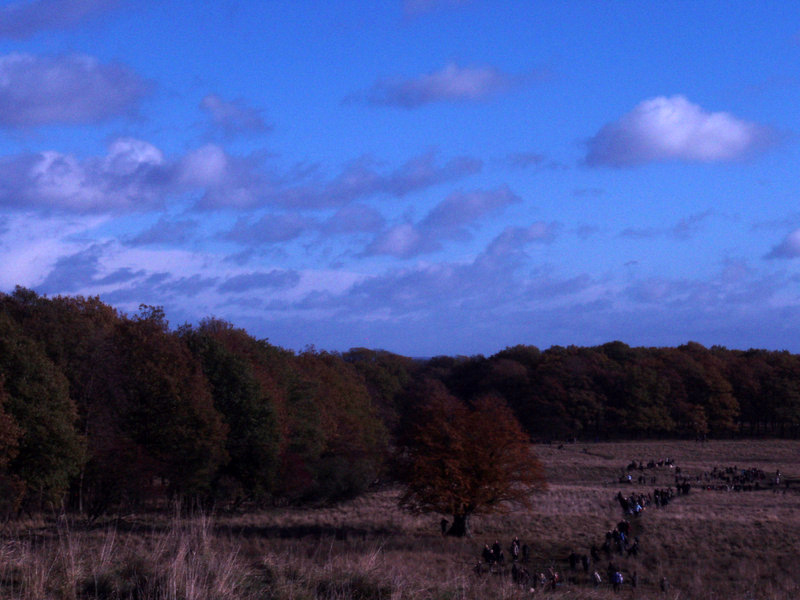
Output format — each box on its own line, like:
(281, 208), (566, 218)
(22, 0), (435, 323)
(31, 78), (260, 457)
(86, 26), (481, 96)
(1, 439), (799, 599)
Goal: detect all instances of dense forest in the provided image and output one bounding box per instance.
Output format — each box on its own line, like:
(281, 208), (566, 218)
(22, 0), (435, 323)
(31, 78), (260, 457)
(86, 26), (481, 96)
(0, 287), (799, 516)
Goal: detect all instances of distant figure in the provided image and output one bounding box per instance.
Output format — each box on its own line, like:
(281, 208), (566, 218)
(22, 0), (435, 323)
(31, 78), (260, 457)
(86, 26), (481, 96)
(568, 550), (579, 570)
(660, 576), (669, 592)
(593, 570), (602, 587)
(548, 567), (560, 590)
(492, 540), (503, 564)
(612, 570), (623, 592)
(440, 518), (448, 535)
(511, 536), (521, 561)
(512, 563), (531, 585)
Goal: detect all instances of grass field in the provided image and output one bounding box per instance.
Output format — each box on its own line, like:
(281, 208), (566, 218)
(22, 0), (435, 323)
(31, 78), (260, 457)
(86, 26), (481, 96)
(1, 439), (799, 599)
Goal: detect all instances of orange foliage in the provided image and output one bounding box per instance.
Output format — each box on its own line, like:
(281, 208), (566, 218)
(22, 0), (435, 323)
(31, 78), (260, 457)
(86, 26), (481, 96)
(397, 381), (546, 533)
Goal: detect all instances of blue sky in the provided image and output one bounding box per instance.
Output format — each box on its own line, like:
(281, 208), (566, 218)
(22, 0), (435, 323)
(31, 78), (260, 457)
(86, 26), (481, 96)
(1, 0), (799, 356)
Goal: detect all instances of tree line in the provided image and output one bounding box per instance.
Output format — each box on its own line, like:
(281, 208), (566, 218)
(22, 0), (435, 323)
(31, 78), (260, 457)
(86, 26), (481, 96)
(0, 287), (798, 516)
(0, 288), (387, 516)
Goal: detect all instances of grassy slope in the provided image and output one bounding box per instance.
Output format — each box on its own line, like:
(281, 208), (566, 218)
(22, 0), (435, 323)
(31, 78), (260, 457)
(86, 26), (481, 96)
(1, 439), (799, 599)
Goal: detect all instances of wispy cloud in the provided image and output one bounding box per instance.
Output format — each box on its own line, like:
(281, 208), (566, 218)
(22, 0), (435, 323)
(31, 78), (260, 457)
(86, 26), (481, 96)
(419, 186), (521, 238)
(359, 62), (518, 108)
(402, 0), (470, 17)
(127, 217), (199, 247)
(269, 151), (481, 209)
(364, 224), (433, 258)
(312, 222), (570, 320)
(364, 186), (521, 258)
(586, 95), (775, 167)
(478, 222), (559, 268)
(322, 204), (386, 235)
(218, 270), (300, 293)
(619, 211), (714, 240)
(38, 243), (109, 293)
(506, 152), (545, 169)
(200, 94), (271, 138)
(0, 53), (148, 127)
(0, 0), (119, 39)
(765, 229), (800, 259)
(224, 213), (315, 245)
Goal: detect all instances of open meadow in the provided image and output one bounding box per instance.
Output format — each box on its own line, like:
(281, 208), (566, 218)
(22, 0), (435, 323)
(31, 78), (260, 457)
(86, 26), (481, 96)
(2, 439), (799, 600)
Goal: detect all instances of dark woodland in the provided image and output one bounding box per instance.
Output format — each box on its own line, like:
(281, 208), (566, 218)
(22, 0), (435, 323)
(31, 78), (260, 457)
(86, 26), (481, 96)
(0, 286), (798, 517)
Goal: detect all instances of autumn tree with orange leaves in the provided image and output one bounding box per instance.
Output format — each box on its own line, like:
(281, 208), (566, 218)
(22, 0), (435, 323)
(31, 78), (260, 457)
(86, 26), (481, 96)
(396, 381), (546, 537)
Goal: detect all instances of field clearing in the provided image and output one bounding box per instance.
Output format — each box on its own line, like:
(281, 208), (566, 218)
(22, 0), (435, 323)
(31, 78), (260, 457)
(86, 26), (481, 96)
(2, 439), (799, 599)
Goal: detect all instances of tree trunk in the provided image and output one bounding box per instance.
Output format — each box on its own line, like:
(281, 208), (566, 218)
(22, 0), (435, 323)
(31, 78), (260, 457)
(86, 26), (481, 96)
(447, 513), (471, 537)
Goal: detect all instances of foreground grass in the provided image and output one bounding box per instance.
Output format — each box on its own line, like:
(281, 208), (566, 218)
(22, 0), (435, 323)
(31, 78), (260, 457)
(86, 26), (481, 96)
(1, 439), (799, 599)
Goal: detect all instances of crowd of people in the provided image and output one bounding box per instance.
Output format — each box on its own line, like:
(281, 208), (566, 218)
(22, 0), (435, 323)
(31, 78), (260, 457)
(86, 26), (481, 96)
(657, 463), (787, 493)
(697, 465), (774, 492)
(470, 454), (790, 594)
(471, 457), (687, 594)
(619, 456), (677, 485)
(474, 538), (563, 591)
(473, 528), (652, 593)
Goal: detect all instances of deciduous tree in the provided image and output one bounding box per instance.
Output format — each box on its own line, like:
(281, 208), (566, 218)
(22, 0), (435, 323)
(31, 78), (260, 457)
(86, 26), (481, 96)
(396, 381), (545, 536)
(0, 311), (85, 508)
(181, 321), (279, 504)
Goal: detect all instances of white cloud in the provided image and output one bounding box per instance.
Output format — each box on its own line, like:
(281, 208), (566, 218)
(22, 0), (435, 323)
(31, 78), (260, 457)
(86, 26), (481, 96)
(104, 138), (165, 175)
(0, 139), (271, 214)
(0, 139), (172, 212)
(586, 95), (774, 167)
